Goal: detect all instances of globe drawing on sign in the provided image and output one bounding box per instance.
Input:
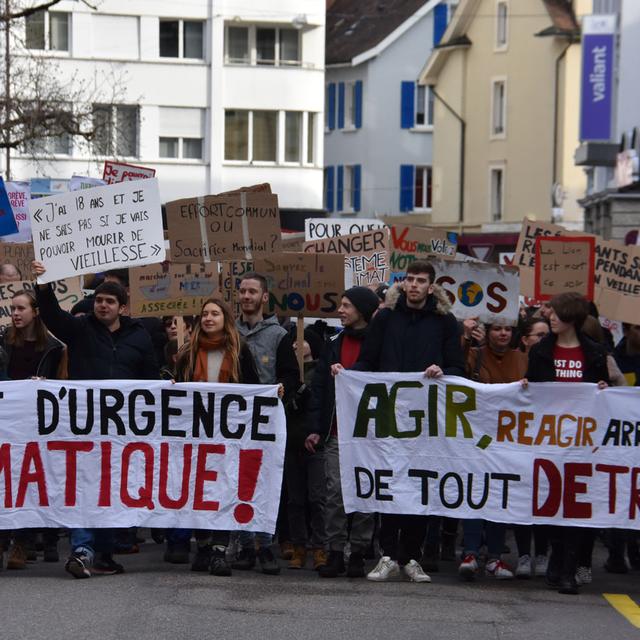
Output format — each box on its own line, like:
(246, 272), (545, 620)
(458, 281), (483, 307)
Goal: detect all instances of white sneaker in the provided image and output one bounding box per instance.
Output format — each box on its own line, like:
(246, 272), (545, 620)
(403, 559), (431, 583)
(366, 556), (400, 581)
(486, 559), (514, 579)
(534, 554), (548, 577)
(516, 554), (532, 578)
(575, 566), (592, 585)
(458, 554), (479, 581)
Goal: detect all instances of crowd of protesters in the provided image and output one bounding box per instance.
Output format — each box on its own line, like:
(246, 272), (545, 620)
(0, 258), (638, 596)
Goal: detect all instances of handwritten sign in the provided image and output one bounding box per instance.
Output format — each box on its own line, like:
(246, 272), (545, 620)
(253, 253), (344, 318)
(69, 176), (107, 191)
(593, 238), (640, 324)
(2, 182), (31, 242)
(0, 278), (84, 326)
(166, 192), (281, 263)
(303, 228), (389, 287)
(129, 263), (220, 317)
(220, 260), (253, 318)
(0, 242), (35, 279)
(30, 178), (165, 284)
(430, 259), (520, 325)
(102, 161), (156, 184)
(389, 225), (457, 280)
(0, 178), (19, 237)
(304, 217), (385, 242)
(534, 236), (595, 301)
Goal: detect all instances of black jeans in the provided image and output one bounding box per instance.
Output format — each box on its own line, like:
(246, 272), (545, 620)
(379, 514), (427, 564)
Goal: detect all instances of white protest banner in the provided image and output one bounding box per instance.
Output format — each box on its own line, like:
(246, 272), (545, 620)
(430, 259), (520, 325)
(0, 379), (286, 532)
(0, 278), (84, 326)
(69, 175), (107, 191)
(304, 217), (385, 241)
(30, 178), (165, 284)
(103, 160), (156, 184)
(2, 182), (31, 242)
(336, 371), (640, 529)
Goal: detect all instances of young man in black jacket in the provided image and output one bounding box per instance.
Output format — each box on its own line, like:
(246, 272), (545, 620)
(32, 260), (158, 579)
(346, 261), (465, 583)
(305, 286), (380, 578)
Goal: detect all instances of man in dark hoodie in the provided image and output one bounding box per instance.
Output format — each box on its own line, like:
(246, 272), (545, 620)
(343, 261), (465, 583)
(305, 286), (380, 579)
(32, 260), (158, 579)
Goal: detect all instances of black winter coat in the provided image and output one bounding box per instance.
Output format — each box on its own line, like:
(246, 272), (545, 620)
(0, 330), (64, 379)
(173, 341), (260, 384)
(353, 287), (465, 375)
(35, 284), (158, 380)
(526, 332), (610, 384)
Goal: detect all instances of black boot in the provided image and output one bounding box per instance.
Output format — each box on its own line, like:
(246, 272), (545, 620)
(191, 545), (212, 571)
(318, 550), (345, 578)
(558, 545), (579, 595)
(421, 543), (440, 573)
(346, 552), (365, 578)
(232, 546), (256, 570)
(209, 546), (232, 577)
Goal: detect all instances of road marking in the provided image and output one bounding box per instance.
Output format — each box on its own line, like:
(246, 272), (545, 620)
(603, 594), (640, 628)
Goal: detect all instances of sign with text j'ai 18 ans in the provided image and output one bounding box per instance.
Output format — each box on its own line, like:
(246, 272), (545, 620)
(580, 14), (616, 142)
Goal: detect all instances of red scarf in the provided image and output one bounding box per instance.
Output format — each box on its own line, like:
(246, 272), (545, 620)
(193, 335), (235, 383)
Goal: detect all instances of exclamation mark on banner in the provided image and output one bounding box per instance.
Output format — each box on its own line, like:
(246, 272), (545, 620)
(234, 449), (263, 524)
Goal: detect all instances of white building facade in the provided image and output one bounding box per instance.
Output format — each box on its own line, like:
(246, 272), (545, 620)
(323, 0), (456, 218)
(6, 0), (326, 217)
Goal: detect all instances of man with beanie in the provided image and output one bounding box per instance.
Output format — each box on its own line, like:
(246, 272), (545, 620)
(305, 286), (380, 578)
(341, 261), (465, 583)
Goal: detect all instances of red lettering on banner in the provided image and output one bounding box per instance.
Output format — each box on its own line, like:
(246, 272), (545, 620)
(563, 463), (592, 518)
(47, 441), (94, 506)
(595, 464), (629, 514)
(0, 443), (12, 507)
(234, 449), (263, 524)
(630, 467), (640, 519)
(159, 443), (192, 509)
(16, 443), (48, 507)
(532, 458), (561, 517)
(193, 444), (225, 511)
(120, 443), (155, 509)
(98, 442), (112, 507)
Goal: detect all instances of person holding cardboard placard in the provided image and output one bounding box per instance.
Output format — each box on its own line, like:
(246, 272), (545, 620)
(234, 272), (299, 576)
(171, 297), (260, 577)
(344, 261), (465, 583)
(523, 292), (609, 595)
(31, 260), (158, 580)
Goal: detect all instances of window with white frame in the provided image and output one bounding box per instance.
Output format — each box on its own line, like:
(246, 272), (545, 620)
(22, 109), (73, 156)
(342, 166), (355, 212)
(415, 85), (435, 127)
(225, 24), (301, 66)
(92, 105), (138, 157)
(159, 19), (204, 59)
(25, 10), (69, 51)
(159, 107), (205, 160)
(344, 82), (358, 128)
(224, 109), (317, 164)
(491, 79), (506, 136)
(93, 15), (139, 59)
(414, 166), (433, 209)
(496, 2), (508, 48)
(490, 167), (504, 221)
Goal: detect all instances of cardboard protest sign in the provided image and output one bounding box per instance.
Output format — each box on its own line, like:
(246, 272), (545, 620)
(220, 260), (253, 318)
(0, 241), (35, 279)
(593, 238), (640, 324)
(303, 228), (389, 287)
(217, 183), (271, 196)
(304, 217), (385, 241)
(0, 278), (84, 326)
(389, 225), (457, 281)
(167, 192), (281, 263)
(337, 371), (640, 528)
(103, 161), (156, 184)
(129, 263), (220, 317)
(69, 176), (107, 191)
(430, 259), (520, 325)
(253, 253), (344, 318)
(0, 379), (286, 532)
(2, 182), (31, 242)
(0, 177), (19, 237)
(30, 178), (165, 284)
(534, 236), (595, 301)
(281, 233), (305, 253)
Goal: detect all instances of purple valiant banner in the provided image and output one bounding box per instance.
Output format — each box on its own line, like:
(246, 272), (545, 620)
(580, 15), (616, 142)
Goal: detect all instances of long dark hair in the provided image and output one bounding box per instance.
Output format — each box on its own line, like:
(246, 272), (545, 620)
(6, 290), (49, 351)
(176, 298), (242, 382)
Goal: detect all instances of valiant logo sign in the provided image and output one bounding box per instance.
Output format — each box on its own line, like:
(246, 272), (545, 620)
(580, 15), (616, 141)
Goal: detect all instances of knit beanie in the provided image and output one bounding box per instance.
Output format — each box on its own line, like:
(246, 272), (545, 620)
(342, 286), (380, 323)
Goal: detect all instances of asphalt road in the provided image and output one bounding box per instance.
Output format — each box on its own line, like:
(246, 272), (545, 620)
(0, 533), (638, 640)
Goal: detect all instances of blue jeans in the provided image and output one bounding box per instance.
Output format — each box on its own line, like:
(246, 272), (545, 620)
(70, 528), (115, 559)
(462, 520), (506, 560)
(239, 531), (272, 549)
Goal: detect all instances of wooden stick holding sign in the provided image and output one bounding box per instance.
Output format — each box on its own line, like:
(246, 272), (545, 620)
(296, 315), (305, 384)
